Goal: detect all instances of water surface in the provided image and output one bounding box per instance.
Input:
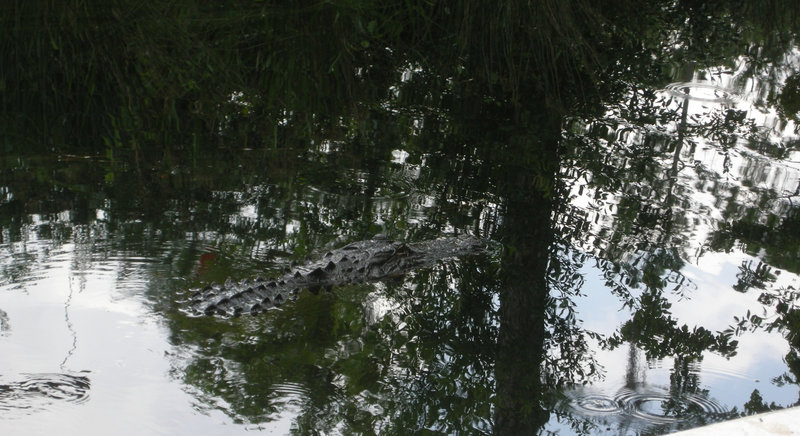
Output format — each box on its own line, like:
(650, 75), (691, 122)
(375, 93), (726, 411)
(2, 3), (800, 435)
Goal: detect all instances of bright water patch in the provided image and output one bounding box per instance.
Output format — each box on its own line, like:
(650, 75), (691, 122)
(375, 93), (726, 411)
(663, 82), (742, 104)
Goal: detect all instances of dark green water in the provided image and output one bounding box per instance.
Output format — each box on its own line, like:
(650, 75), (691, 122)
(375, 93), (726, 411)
(2, 1), (800, 435)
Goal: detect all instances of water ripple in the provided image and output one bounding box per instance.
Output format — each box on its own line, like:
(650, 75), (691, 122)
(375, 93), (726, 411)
(0, 372), (91, 413)
(614, 386), (726, 424)
(567, 385), (727, 428)
(304, 167), (418, 201)
(270, 382), (313, 400)
(662, 82), (741, 104)
(0, 308), (9, 336)
(571, 393), (624, 415)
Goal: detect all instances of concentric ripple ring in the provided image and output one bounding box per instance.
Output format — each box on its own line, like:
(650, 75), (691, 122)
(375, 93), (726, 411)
(663, 82), (740, 104)
(571, 393), (624, 415)
(614, 387), (727, 425)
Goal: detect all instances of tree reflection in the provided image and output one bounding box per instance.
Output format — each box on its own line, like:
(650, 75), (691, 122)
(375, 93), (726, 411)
(3, 0), (800, 434)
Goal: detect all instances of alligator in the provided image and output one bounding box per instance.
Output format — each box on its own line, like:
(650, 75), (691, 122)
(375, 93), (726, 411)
(188, 235), (490, 317)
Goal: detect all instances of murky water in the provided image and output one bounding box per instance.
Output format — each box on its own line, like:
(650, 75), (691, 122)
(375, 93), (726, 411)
(3, 85), (798, 433)
(3, 5), (800, 435)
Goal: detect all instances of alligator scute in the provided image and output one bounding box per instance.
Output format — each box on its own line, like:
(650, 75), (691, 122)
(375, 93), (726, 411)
(187, 235), (490, 317)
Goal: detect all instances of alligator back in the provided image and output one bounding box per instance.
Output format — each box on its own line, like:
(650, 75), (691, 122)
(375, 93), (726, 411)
(187, 235), (490, 317)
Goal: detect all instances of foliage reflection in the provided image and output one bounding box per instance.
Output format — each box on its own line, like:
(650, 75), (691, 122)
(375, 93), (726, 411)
(2, 0), (800, 434)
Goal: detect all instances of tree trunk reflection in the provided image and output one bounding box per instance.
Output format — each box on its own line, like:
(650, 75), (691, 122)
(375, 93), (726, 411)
(493, 111), (560, 434)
